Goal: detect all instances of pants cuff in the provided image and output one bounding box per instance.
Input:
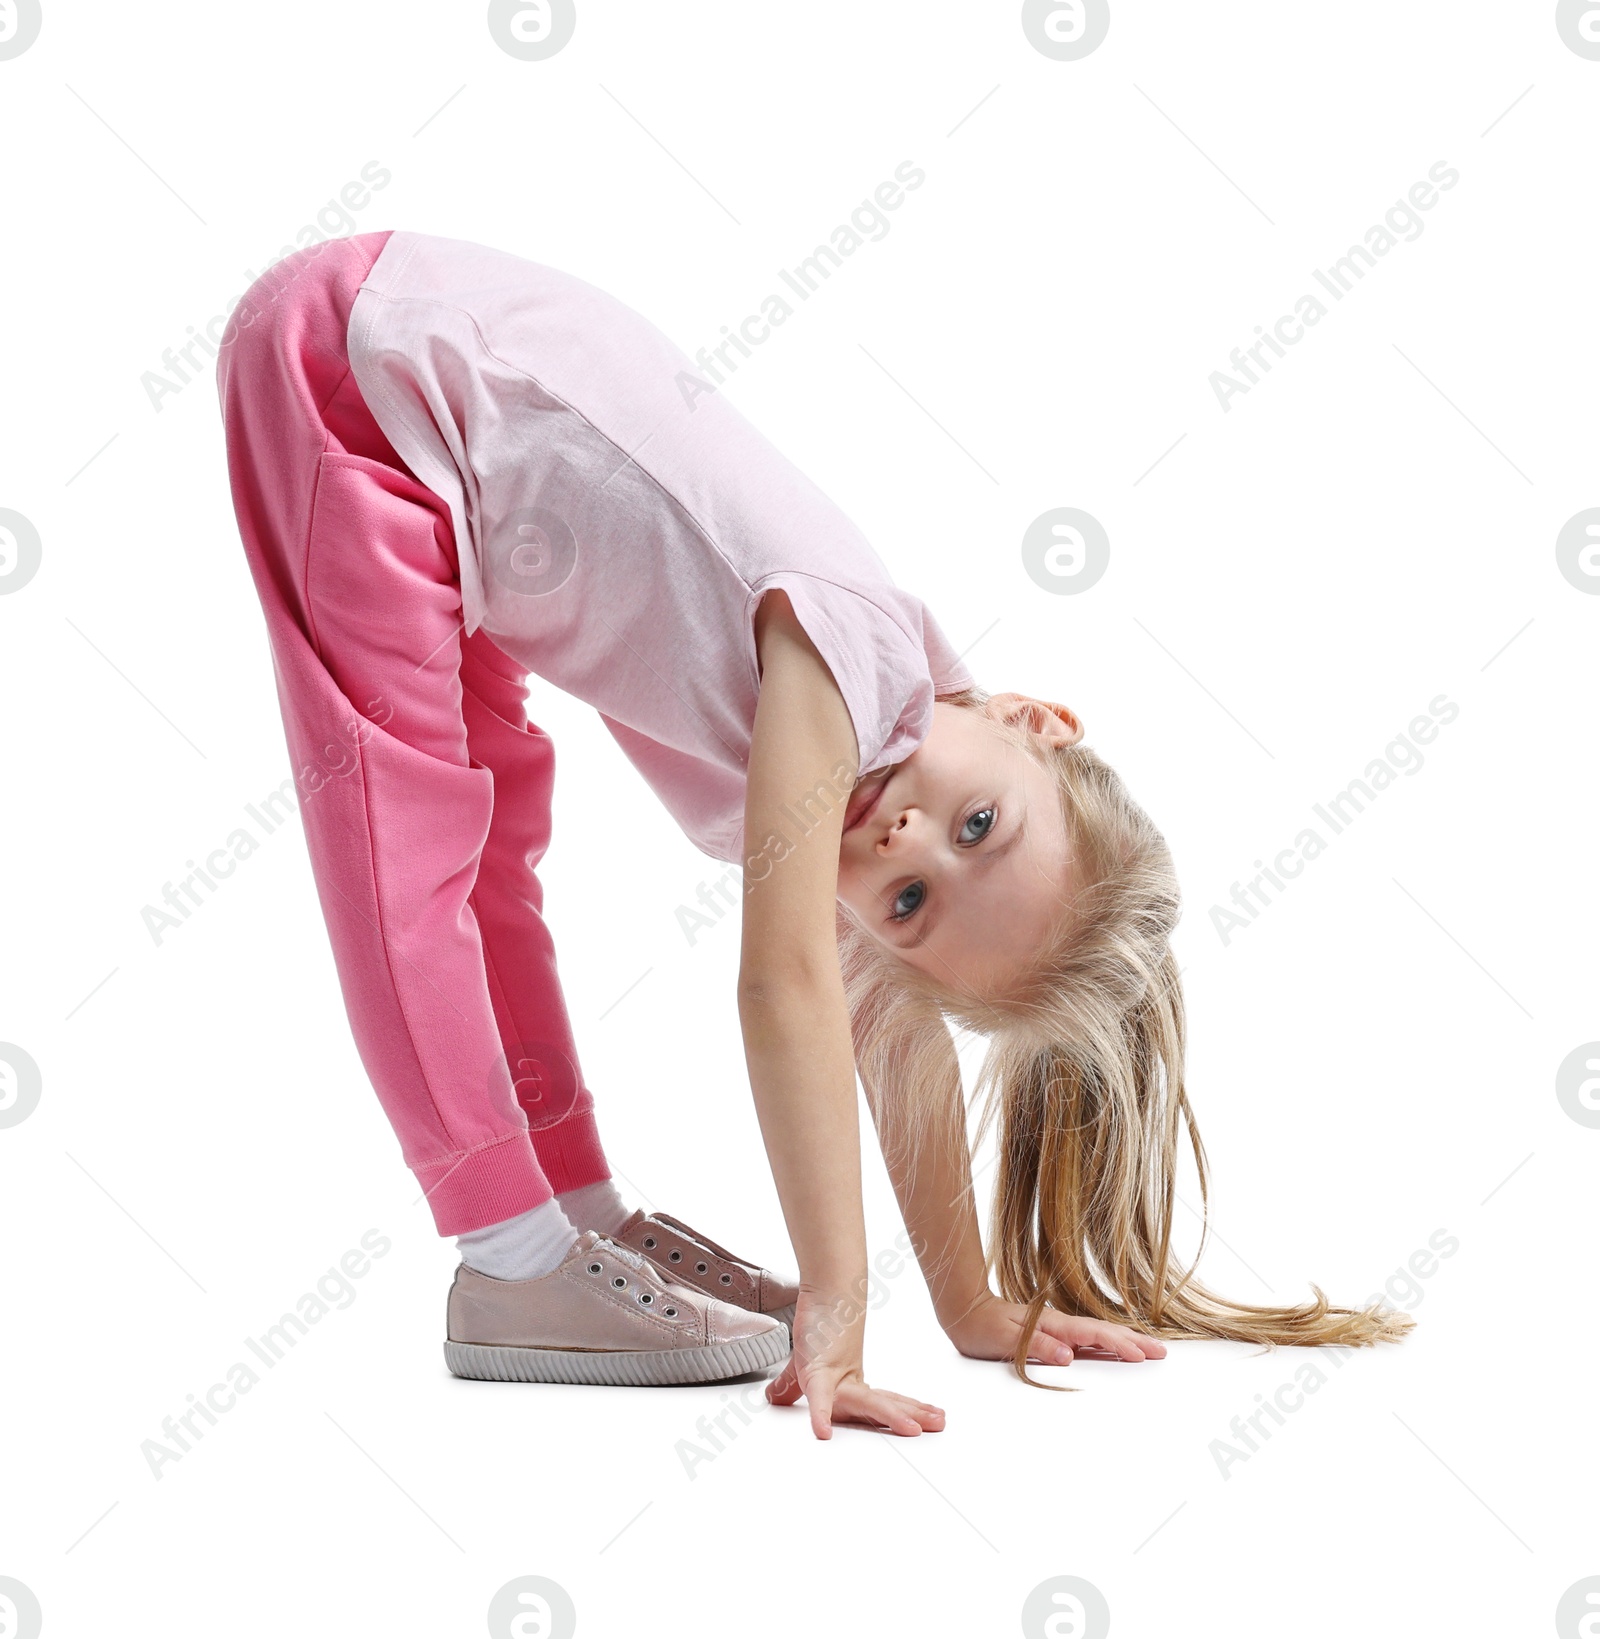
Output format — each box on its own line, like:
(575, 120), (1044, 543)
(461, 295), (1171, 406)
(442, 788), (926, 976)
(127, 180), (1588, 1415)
(415, 1131), (553, 1237)
(529, 1100), (611, 1197)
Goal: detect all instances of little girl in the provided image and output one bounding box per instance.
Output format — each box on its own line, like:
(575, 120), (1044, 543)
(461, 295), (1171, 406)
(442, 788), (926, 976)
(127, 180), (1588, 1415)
(217, 229), (1409, 1441)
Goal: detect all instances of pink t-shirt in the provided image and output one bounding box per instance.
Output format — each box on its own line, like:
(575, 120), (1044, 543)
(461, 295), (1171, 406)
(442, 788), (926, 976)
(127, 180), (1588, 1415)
(346, 230), (972, 863)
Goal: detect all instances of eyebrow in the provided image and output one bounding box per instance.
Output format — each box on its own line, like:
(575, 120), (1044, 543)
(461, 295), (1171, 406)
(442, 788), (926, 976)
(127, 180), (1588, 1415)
(888, 809), (1029, 951)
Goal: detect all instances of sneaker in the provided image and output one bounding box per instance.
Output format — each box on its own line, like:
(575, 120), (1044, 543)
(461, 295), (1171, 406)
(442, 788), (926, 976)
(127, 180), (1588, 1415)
(444, 1229), (789, 1386)
(613, 1209), (798, 1329)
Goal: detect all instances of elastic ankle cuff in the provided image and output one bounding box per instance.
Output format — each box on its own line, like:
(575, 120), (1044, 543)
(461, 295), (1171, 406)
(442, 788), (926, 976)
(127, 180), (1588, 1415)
(526, 1102), (610, 1196)
(416, 1132), (552, 1236)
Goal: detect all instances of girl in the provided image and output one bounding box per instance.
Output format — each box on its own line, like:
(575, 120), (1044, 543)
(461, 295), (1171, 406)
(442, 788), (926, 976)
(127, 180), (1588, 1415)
(216, 229), (1410, 1442)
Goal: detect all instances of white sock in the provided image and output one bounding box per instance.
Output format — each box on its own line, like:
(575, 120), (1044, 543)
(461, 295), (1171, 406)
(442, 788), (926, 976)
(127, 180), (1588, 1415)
(555, 1177), (634, 1238)
(456, 1197), (579, 1281)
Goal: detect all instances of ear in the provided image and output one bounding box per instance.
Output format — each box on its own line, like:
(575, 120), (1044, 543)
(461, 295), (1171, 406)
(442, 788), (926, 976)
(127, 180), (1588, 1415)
(983, 692), (1084, 748)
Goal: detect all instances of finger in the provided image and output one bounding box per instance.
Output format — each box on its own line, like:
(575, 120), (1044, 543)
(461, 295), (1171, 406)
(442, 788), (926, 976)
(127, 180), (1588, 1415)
(1097, 1327), (1148, 1362)
(809, 1379), (836, 1441)
(848, 1399), (923, 1436)
(1041, 1315), (1150, 1363)
(836, 1386), (940, 1436)
(765, 1357), (802, 1406)
(1029, 1318), (1078, 1364)
(1091, 1324), (1160, 1362)
(1029, 1329), (1075, 1365)
(1081, 1323), (1163, 1362)
(878, 1391), (947, 1430)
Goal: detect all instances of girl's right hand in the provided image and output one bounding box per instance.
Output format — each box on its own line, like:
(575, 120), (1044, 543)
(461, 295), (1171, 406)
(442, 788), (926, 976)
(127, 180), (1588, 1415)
(944, 1292), (1167, 1366)
(764, 1289), (946, 1439)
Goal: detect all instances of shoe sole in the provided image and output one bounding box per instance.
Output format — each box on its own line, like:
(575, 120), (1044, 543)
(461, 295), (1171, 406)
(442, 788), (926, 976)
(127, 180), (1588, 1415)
(768, 1302), (796, 1330)
(444, 1324), (788, 1387)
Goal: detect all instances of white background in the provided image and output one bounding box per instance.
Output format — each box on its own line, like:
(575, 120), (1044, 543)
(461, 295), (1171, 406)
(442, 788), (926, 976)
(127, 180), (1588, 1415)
(1, 3), (1596, 1635)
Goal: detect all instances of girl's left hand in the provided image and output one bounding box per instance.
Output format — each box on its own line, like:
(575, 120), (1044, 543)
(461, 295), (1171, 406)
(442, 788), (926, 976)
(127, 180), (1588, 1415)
(944, 1294), (1168, 1367)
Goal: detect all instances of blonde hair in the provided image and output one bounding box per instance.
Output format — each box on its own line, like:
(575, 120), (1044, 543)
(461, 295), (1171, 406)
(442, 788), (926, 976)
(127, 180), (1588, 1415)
(837, 686), (1413, 1388)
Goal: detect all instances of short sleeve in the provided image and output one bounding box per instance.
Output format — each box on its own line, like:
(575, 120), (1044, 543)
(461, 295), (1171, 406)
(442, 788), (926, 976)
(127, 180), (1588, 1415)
(748, 570), (971, 777)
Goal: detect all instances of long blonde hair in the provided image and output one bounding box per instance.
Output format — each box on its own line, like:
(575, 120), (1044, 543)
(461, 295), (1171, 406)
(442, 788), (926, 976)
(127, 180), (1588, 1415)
(837, 687), (1413, 1387)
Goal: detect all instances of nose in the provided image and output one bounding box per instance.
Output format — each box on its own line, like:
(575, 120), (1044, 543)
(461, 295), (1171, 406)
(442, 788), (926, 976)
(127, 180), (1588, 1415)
(872, 804), (919, 854)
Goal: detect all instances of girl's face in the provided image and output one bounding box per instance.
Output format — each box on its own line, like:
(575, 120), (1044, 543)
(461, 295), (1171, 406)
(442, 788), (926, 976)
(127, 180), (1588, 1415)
(835, 696), (1082, 995)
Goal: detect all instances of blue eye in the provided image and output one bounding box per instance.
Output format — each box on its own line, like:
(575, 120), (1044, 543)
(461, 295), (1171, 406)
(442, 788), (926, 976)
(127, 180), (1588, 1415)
(960, 807), (997, 844)
(890, 881), (925, 921)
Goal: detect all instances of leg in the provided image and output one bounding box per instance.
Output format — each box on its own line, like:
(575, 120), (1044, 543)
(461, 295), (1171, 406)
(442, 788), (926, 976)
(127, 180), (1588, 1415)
(458, 629), (611, 1194)
(217, 237), (577, 1234)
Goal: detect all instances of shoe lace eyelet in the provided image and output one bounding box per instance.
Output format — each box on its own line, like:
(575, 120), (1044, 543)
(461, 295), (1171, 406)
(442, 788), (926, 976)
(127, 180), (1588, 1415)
(720, 1273), (733, 1284)
(695, 1262), (708, 1273)
(587, 1262), (603, 1275)
(638, 1291), (653, 1305)
(664, 1306), (677, 1317)
(612, 1276), (627, 1289)
(643, 1236), (656, 1248)
(668, 1250), (681, 1261)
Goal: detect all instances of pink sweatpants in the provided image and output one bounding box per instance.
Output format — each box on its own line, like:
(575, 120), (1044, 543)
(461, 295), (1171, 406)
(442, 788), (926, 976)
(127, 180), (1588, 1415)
(215, 231), (611, 1235)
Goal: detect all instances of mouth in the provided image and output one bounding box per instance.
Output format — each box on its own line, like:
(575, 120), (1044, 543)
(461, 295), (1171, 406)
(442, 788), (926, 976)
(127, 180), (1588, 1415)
(843, 767), (893, 833)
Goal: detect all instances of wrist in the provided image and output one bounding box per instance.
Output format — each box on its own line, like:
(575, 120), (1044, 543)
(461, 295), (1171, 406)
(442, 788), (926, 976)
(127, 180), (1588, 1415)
(796, 1239), (868, 1297)
(936, 1286), (996, 1337)
(796, 1267), (876, 1329)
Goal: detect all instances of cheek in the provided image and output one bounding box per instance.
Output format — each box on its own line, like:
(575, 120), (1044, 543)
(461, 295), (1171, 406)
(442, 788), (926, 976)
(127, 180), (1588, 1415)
(835, 870), (890, 938)
(833, 857), (865, 908)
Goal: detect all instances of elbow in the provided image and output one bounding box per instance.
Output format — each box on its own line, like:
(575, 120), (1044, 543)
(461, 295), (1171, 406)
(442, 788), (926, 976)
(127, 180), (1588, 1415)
(737, 953), (845, 1019)
(736, 973), (776, 1016)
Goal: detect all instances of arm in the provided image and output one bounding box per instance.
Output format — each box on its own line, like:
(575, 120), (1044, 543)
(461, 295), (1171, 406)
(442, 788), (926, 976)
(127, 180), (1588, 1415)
(859, 1026), (991, 1333)
(739, 590), (944, 1438)
(865, 1025), (1168, 1369)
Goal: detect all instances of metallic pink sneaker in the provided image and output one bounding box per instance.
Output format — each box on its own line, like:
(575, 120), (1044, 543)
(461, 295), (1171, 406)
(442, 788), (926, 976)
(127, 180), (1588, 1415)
(444, 1230), (788, 1385)
(614, 1209), (799, 1330)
